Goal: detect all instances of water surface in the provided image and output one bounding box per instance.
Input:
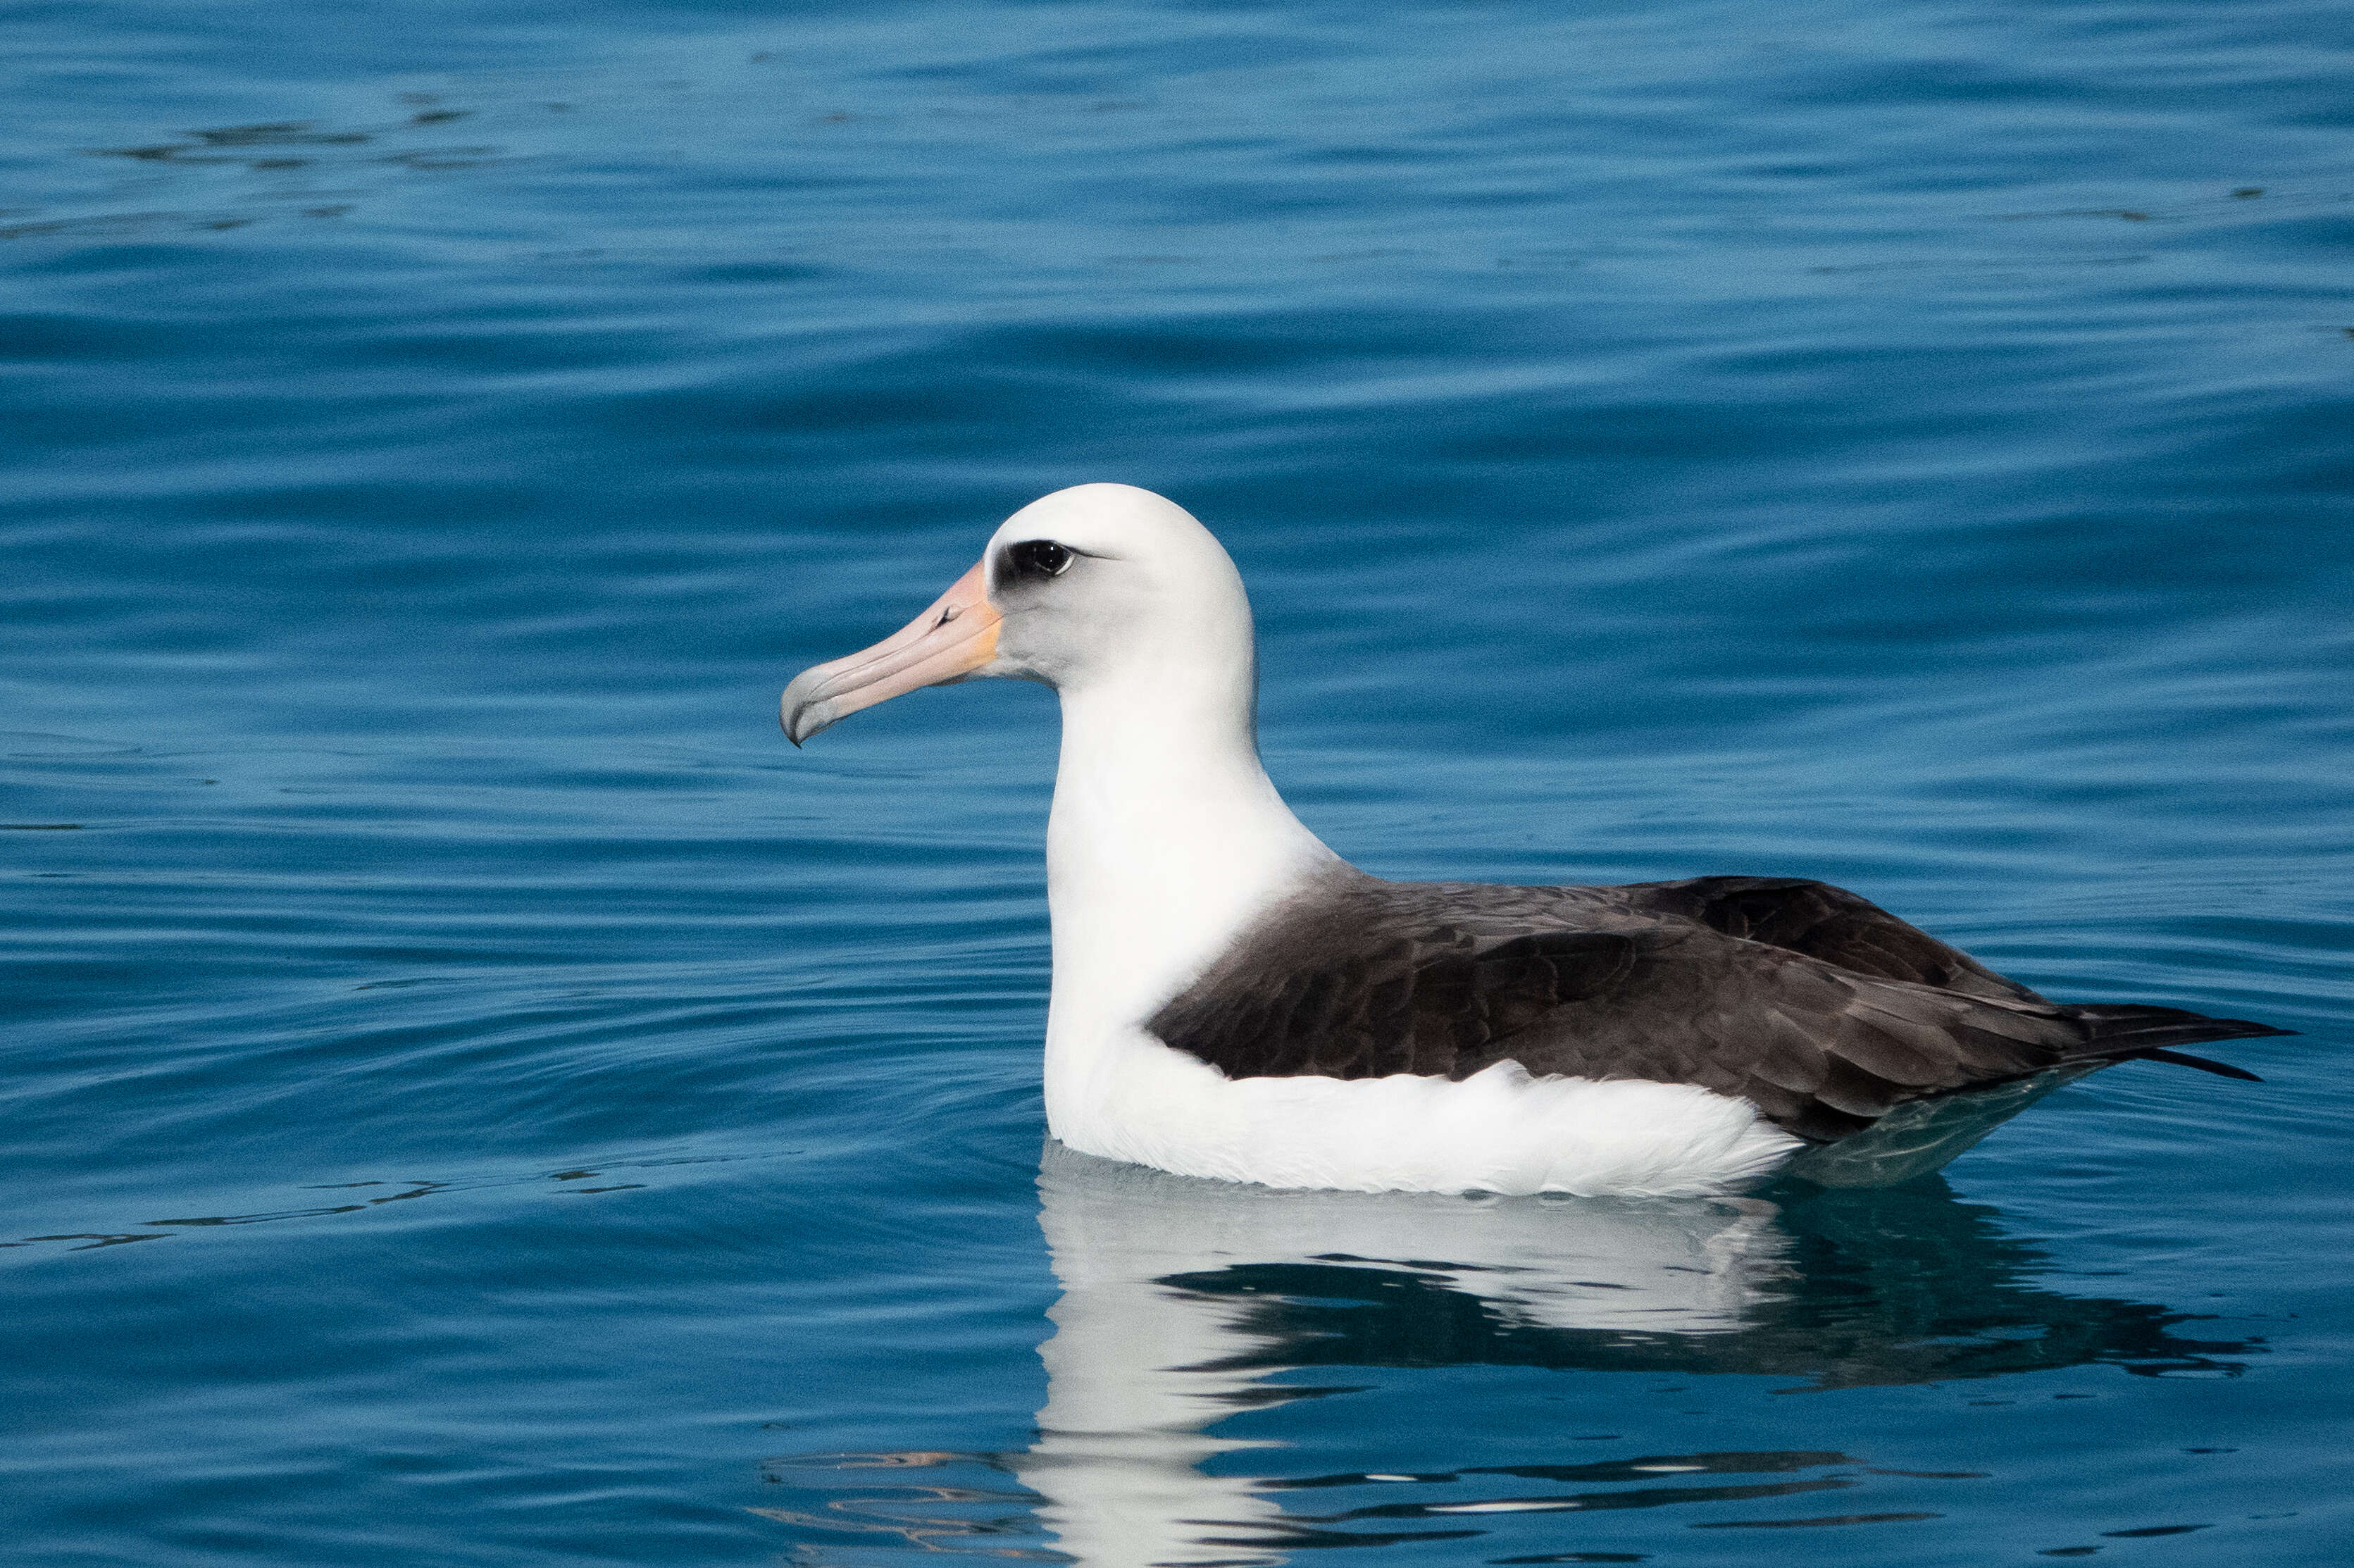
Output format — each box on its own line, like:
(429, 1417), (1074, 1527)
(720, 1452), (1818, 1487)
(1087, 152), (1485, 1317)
(4, 1), (2350, 1564)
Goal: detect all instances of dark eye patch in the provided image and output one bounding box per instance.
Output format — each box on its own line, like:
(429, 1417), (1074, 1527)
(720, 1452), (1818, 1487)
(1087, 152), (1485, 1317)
(1005, 539), (1073, 580)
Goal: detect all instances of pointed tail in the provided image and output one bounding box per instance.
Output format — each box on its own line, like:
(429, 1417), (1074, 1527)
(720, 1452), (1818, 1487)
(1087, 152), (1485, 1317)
(2058, 1002), (2294, 1083)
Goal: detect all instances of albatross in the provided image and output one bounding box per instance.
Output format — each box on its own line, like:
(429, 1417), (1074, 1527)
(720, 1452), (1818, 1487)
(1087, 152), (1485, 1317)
(780, 483), (2286, 1196)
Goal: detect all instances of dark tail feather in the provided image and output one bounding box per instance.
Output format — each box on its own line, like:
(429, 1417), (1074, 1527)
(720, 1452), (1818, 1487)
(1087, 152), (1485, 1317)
(2059, 1002), (2293, 1081)
(2134, 1048), (2265, 1083)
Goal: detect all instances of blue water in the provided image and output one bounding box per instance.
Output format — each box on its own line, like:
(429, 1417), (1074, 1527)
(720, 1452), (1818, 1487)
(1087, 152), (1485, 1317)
(5, 1), (2351, 1563)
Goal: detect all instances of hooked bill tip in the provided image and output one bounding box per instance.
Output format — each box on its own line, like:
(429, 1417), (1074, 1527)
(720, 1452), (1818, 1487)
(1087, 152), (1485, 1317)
(781, 687), (837, 747)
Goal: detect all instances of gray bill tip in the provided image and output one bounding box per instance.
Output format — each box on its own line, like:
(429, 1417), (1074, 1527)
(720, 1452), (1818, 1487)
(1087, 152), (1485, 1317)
(780, 673), (839, 746)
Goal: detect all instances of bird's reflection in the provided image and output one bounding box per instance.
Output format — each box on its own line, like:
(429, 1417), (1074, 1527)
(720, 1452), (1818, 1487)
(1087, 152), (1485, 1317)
(758, 1146), (2254, 1564)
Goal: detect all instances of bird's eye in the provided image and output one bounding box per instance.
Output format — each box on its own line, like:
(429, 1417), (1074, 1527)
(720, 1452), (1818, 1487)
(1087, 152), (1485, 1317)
(1007, 539), (1073, 580)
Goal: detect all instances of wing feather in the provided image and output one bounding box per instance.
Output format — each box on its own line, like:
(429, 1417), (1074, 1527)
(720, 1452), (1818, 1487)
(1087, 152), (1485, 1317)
(1143, 871), (2281, 1145)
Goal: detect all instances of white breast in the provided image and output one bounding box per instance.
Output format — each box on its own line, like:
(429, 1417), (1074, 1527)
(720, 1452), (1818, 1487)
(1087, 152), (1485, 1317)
(1051, 1028), (1802, 1197)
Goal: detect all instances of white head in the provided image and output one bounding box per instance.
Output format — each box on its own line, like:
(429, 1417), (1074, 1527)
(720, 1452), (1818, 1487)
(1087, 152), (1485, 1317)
(781, 483), (1257, 742)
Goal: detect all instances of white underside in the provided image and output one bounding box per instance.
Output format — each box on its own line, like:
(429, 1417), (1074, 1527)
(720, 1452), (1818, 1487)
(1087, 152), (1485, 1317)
(1049, 1029), (1805, 1197)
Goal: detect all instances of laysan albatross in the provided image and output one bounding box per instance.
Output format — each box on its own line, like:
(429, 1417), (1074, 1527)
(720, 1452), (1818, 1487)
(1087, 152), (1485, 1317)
(780, 483), (2286, 1196)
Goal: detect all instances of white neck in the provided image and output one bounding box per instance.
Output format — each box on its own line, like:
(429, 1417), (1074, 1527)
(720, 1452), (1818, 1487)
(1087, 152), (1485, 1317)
(1040, 664), (1340, 1133)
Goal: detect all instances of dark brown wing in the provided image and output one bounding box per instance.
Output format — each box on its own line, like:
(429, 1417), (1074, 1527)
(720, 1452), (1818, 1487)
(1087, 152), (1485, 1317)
(1145, 873), (2286, 1144)
(1616, 876), (2048, 1003)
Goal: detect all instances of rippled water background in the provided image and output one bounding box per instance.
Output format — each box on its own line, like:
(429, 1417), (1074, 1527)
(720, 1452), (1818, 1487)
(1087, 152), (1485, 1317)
(6, 1), (2351, 1563)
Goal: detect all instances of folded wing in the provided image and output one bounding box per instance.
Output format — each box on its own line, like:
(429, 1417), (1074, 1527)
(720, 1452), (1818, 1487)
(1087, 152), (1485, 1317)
(1146, 874), (2286, 1144)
